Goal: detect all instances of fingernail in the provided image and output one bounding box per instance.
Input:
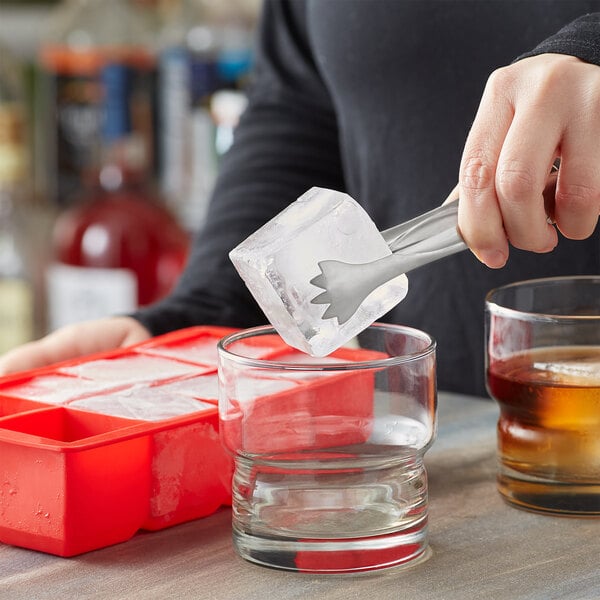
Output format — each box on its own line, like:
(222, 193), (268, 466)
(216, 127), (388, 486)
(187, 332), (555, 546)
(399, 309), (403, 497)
(476, 250), (507, 269)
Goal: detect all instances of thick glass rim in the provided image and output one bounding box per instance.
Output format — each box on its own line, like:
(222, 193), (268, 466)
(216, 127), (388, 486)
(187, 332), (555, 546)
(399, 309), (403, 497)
(217, 323), (436, 371)
(485, 275), (600, 322)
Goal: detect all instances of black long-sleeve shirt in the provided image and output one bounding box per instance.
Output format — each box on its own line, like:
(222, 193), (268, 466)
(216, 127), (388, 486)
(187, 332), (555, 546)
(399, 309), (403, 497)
(135, 0), (600, 396)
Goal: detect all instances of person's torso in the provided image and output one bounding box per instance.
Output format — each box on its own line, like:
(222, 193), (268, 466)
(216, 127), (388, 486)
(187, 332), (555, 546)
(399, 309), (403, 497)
(303, 0), (600, 394)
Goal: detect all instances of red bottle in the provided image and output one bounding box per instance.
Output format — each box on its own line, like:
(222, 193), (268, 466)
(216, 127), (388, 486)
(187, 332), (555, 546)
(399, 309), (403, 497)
(46, 63), (189, 331)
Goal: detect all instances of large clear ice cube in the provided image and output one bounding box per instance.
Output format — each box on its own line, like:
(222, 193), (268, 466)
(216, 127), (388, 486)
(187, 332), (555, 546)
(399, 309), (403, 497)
(229, 187), (408, 356)
(152, 374), (220, 403)
(226, 375), (300, 404)
(58, 355), (204, 384)
(533, 357), (600, 386)
(138, 337), (281, 366)
(0, 374), (125, 404)
(70, 387), (215, 421)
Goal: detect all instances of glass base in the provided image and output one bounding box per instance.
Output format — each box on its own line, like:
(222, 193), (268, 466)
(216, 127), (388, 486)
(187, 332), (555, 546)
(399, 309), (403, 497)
(232, 517), (430, 574)
(498, 467), (600, 516)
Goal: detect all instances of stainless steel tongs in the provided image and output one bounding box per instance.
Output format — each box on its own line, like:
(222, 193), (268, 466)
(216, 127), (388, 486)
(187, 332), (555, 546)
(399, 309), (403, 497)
(310, 201), (467, 324)
(309, 161), (561, 325)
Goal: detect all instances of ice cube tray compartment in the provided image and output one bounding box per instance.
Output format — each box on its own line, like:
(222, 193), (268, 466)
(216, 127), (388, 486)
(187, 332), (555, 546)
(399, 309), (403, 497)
(0, 406), (152, 557)
(134, 326), (289, 366)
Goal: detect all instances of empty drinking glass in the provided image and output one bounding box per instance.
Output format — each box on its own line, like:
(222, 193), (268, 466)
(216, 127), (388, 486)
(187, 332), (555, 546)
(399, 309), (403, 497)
(218, 323), (437, 573)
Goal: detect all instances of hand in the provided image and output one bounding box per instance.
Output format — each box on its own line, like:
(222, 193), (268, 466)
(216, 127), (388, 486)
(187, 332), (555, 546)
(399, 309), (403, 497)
(0, 317), (152, 376)
(458, 53), (600, 268)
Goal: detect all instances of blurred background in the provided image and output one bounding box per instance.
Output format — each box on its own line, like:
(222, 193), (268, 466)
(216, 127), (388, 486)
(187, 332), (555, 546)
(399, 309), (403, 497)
(0, 0), (261, 352)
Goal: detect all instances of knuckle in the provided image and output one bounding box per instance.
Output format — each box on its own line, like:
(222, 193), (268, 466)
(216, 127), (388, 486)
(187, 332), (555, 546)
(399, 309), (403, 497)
(485, 66), (514, 95)
(461, 155), (495, 191)
(495, 160), (537, 201)
(556, 182), (600, 211)
(533, 61), (568, 93)
(488, 57), (569, 111)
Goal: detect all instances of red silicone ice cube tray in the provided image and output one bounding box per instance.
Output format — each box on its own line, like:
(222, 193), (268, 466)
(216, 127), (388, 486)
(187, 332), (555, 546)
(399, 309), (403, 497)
(0, 326), (383, 556)
(0, 326), (237, 556)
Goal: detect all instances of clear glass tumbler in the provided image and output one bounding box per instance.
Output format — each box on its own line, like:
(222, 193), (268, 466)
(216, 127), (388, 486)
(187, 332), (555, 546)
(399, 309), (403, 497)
(217, 323), (437, 574)
(485, 276), (600, 516)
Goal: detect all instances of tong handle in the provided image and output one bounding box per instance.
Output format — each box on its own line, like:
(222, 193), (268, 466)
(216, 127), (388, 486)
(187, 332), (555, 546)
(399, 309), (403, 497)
(381, 201), (467, 258)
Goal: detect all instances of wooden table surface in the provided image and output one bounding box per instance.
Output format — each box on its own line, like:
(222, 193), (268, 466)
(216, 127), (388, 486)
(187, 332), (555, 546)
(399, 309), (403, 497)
(2, 392), (599, 600)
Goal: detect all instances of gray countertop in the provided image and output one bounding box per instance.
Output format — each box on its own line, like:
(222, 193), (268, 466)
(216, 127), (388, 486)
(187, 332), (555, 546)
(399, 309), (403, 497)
(2, 392), (599, 600)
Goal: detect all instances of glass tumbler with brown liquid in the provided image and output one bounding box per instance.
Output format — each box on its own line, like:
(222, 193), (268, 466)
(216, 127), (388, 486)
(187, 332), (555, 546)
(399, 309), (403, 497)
(485, 276), (600, 516)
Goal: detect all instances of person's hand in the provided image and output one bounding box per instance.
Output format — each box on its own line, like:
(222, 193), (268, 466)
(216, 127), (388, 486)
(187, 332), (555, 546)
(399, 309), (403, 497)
(458, 53), (600, 268)
(0, 317), (152, 376)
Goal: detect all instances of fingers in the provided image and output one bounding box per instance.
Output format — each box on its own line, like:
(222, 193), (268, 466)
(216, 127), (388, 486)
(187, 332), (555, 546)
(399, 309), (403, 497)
(44, 317), (151, 359)
(459, 54), (600, 267)
(442, 183), (459, 204)
(554, 135), (600, 240)
(458, 67), (514, 268)
(0, 317), (151, 376)
(493, 103), (559, 253)
(0, 340), (59, 376)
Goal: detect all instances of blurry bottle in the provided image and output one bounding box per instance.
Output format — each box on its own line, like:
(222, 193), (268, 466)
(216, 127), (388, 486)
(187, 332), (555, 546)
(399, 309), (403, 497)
(157, 0), (224, 232)
(0, 43), (35, 352)
(46, 62), (189, 332)
(215, 11), (253, 91)
(38, 0), (157, 208)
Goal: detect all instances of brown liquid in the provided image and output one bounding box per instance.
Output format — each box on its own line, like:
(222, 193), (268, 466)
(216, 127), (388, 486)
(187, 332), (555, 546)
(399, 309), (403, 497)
(487, 346), (600, 515)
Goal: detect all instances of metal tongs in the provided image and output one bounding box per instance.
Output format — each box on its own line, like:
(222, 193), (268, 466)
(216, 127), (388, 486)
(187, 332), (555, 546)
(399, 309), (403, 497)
(310, 161), (560, 325)
(310, 201), (466, 324)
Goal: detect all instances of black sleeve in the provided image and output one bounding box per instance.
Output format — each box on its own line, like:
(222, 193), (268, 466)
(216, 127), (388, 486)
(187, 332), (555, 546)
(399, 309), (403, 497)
(518, 12), (600, 65)
(132, 0), (345, 334)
